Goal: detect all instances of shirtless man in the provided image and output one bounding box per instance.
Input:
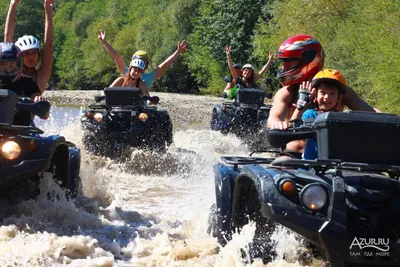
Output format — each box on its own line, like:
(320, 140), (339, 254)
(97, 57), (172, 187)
(267, 34), (375, 156)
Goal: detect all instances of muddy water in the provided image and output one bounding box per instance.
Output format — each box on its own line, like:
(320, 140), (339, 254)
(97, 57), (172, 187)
(0, 105), (321, 267)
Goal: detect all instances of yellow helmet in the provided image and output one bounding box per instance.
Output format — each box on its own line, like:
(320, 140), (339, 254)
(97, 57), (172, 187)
(312, 68), (347, 93)
(132, 50), (149, 69)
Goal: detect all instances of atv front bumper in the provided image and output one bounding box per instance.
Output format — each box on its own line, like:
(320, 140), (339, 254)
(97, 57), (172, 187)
(0, 158), (50, 187)
(83, 123), (164, 153)
(260, 177), (400, 266)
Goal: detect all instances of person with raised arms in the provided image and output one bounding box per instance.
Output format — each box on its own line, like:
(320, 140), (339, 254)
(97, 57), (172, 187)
(97, 30), (186, 90)
(4, 0), (55, 94)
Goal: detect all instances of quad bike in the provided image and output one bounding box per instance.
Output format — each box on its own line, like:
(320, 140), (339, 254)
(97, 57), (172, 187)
(211, 78), (275, 151)
(81, 87), (173, 157)
(0, 89), (81, 199)
(209, 111), (400, 266)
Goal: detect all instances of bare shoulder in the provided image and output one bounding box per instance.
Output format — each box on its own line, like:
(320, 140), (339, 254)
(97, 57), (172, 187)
(110, 77), (124, 87)
(272, 86), (293, 104)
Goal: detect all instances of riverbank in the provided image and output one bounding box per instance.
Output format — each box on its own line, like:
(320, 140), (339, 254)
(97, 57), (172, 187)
(44, 90), (222, 130)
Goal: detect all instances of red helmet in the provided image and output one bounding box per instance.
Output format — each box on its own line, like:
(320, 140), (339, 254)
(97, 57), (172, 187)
(277, 34), (324, 87)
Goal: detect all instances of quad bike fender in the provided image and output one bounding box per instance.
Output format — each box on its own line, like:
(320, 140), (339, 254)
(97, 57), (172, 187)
(47, 139), (81, 199)
(230, 165), (276, 227)
(214, 104), (232, 120)
(45, 136), (72, 187)
(153, 109), (171, 123)
(67, 145), (81, 198)
(43, 135), (68, 159)
(211, 105), (232, 131)
(213, 163), (237, 242)
(68, 146), (81, 187)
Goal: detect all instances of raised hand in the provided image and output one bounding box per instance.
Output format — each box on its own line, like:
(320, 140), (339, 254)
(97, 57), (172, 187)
(296, 81), (315, 110)
(225, 45), (231, 55)
(97, 30), (106, 43)
(10, 0), (21, 5)
(44, 0), (55, 7)
(268, 51), (275, 61)
(177, 40), (187, 55)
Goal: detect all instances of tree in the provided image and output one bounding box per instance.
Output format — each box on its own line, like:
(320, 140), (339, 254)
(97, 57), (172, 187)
(186, 0), (272, 94)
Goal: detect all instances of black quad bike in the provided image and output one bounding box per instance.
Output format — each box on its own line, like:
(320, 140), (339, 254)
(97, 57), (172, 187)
(209, 111), (400, 266)
(0, 89), (81, 199)
(81, 87), (173, 157)
(211, 78), (274, 150)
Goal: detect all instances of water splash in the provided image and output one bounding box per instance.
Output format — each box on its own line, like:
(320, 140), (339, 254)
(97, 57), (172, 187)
(0, 106), (324, 266)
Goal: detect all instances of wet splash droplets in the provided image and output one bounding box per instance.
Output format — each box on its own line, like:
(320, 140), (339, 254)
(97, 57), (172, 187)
(0, 106), (323, 266)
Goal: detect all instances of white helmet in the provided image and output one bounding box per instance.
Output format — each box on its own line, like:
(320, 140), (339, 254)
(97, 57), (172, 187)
(242, 64), (255, 72)
(129, 59), (146, 70)
(15, 35), (40, 52)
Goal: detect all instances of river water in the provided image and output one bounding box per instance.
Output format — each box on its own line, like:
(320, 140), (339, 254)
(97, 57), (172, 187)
(0, 106), (319, 267)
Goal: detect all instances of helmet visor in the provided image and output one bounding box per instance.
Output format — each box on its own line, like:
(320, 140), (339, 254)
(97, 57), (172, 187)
(0, 61), (22, 76)
(277, 58), (301, 75)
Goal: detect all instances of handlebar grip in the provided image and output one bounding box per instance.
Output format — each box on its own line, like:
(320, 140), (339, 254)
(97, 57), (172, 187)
(95, 96), (106, 103)
(16, 100), (51, 118)
(266, 128), (315, 148)
(143, 96), (160, 105)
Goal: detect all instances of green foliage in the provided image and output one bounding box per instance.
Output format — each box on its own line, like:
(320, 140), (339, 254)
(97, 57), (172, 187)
(0, 0), (44, 42)
(0, 0), (398, 112)
(186, 0), (272, 93)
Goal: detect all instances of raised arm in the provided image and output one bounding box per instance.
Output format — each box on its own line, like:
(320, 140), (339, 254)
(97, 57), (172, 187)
(36, 0), (54, 93)
(4, 0), (20, 42)
(225, 46), (239, 81)
(254, 51), (274, 81)
(153, 40), (187, 80)
(98, 30), (127, 75)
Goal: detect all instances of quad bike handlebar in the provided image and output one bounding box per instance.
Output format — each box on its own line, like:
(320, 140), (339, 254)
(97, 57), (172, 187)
(16, 97), (51, 119)
(266, 119), (316, 148)
(94, 94), (160, 105)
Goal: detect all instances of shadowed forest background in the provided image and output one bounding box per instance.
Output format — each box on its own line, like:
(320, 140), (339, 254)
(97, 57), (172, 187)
(0, 0), (399, 113)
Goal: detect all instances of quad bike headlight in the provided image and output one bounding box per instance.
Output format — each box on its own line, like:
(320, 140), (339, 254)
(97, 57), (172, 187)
(94, 112), (103, 122)
(300, 184), (327, 211)
(138, 113), (149, 122)
(1, 141), (21, 160)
